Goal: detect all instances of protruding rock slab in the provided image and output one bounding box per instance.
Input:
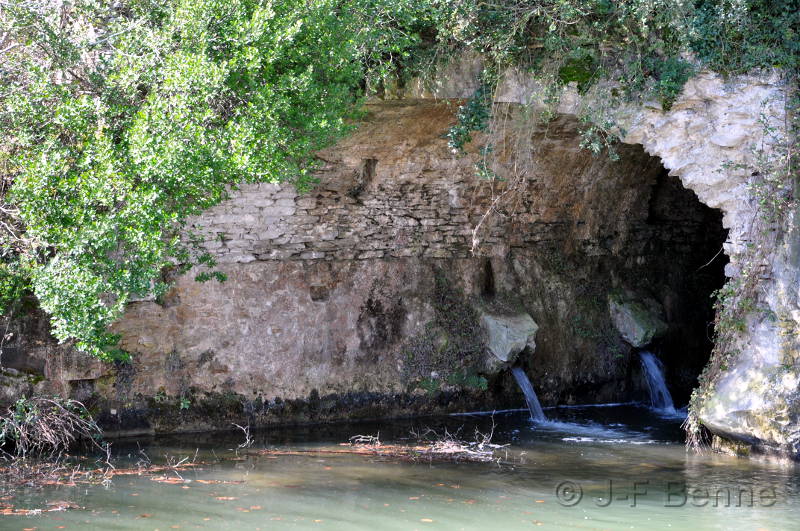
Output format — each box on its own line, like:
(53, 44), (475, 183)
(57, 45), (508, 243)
(608, 292), (668, 348)
(479, 311), (539, 373)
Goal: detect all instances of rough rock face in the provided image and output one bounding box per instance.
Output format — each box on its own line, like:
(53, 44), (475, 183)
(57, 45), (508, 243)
(608, 292), (668, 348)
(620, 74), (797, 458)
(14, 66), (789, 448)
(494, 68), (798, 457)
(478, 311), (538, 372)
(2, 97), (727, 435)
(696, 205), (800, 457)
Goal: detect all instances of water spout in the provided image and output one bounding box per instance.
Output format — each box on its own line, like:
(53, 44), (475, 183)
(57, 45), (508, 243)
(511, 367), (546, 422)
(639, 351), (676, 414)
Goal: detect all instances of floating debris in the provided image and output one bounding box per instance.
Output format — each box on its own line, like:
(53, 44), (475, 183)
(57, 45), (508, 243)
(250, 430), (506, 463)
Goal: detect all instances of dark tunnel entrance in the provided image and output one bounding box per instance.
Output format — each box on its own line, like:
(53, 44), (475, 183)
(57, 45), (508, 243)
(642, 169), (729, 406)
(486, 134), (731, 410)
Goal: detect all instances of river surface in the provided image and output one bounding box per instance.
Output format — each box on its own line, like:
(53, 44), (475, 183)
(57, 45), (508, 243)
(2, 405), (798, 530)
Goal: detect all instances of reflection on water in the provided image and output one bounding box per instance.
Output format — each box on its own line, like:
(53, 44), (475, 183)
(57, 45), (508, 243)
(3, 405), (799, 530)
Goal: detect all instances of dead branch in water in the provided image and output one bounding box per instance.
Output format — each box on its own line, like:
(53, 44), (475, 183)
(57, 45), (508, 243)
(250, 444), (498, 462)
(254, 422), (507, 464)
(1, 499), (82, 516)
(349, 433), (381, 446)
(0, 454), (205, 516)
(232, 423), (253, 451)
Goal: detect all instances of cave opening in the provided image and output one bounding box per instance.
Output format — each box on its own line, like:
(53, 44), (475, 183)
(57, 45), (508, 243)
(494, 131), (730, 410)
(639, 167), (729, 407)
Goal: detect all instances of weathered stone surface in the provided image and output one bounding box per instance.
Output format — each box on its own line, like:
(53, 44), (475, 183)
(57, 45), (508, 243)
(2, 76), (738, 438)
(608, 292), (668, 348)
(92, 103), (723, 432)
(493, 64), (796, 456)
(699, 319), (800, 456)
(617, 73), (797, 457)
(697, 211), (800, 457)
(0, 368), (45, 405)
(479, 311), (538, 373)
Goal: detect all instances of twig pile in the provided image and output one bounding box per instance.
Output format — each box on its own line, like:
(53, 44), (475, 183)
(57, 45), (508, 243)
(0, 397), (101, 458)
(255, 423), (507, 464)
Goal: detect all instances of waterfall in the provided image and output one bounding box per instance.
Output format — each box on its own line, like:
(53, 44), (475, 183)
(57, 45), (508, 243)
(639, 351), (676, 413)
(511, 367), (547, 422)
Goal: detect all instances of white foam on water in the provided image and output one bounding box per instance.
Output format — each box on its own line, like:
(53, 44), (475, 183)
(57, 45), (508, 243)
(561, 436), (660, 445)
(545, 401), (637, 409)
(534, 419), (644, 440)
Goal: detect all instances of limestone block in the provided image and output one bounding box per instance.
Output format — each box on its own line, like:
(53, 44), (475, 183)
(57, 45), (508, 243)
(300, 251), (326, 260)
(479, 310), (539, 373)
(263, 206), (296, 217)
(258, 227), (285, 240)
(295, 198), (317, 208)
(608, 292), (668, 348)
(357, 250), (384, 259)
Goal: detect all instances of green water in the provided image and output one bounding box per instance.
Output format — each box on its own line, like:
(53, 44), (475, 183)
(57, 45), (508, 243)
(2, 405), (798, 530)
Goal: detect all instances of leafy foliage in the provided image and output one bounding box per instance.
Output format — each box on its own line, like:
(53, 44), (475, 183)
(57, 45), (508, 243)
(557, 49), (600, 93)
(0, 0), (797, 359)
(444, 0), (798, 158)
(646, 57), (695, 111)
(446, 84), (492, 153)
(690, 0), (800, 74)
(0, 0), (444, 358)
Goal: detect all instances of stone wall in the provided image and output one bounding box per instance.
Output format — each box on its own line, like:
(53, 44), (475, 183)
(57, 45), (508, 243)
(188, 103), (496, 263)
(2, 98), (721, 435)
(2, 78), (748, 441)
